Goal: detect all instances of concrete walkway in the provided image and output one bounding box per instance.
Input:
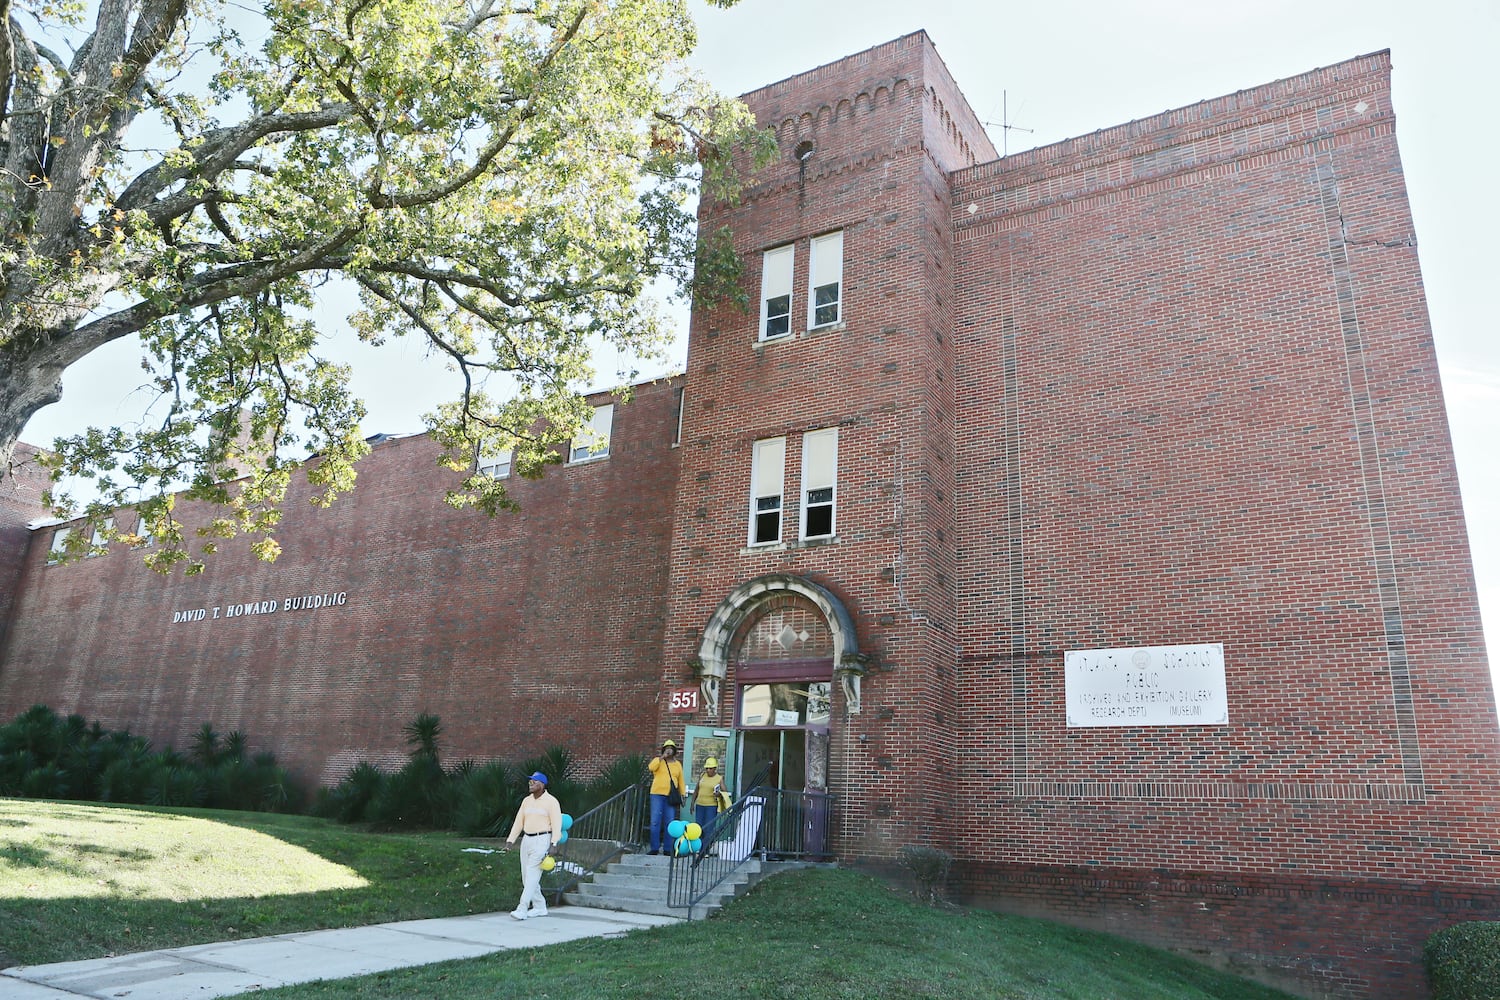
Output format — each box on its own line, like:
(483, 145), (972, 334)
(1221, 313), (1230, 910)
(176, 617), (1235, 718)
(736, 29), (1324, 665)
(0, 907), (680, 999)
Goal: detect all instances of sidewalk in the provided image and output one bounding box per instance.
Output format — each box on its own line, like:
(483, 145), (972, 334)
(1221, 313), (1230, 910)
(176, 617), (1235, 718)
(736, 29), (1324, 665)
(0, 907), (680, 999)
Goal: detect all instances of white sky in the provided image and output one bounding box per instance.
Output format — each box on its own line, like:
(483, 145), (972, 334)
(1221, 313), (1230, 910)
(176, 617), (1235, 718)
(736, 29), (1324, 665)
(20, 0), (1498, 690)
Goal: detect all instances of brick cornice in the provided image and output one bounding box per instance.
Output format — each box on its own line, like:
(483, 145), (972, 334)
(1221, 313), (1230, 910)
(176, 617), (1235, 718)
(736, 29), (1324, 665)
(952, 52), (1394, 234)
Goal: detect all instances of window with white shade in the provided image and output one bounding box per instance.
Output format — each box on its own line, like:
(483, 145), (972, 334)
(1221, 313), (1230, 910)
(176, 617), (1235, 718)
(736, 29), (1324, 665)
(47, 526), (72, 564)
(800, 428), (838, 539)
(749, 436), (786, 545)
(760, 245), (794, 340)
(569, 404), (613, 463)
(808, 231), (843, 329)
(478, 448), (513, 479)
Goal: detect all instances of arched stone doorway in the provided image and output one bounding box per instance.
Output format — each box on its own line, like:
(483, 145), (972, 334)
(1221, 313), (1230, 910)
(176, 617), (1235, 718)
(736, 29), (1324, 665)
(694, 574), (863, 798)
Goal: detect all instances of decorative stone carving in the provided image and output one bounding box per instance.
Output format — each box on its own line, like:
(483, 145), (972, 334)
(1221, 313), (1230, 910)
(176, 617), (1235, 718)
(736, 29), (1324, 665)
(836, 652), (870, 716)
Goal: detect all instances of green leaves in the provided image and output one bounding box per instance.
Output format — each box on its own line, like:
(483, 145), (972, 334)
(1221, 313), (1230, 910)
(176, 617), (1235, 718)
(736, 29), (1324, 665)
(4, 0), (768, 571)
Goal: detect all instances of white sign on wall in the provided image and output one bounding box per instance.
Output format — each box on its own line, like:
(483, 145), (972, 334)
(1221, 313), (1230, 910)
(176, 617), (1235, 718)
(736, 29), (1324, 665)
(1065, 643), (1228, 727)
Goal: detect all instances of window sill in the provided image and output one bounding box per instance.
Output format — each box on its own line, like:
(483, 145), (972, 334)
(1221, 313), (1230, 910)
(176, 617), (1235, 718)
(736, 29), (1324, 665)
(566, 454), (610, 467)
(753, 321), (846, 350)
(741, 536), (841, 555)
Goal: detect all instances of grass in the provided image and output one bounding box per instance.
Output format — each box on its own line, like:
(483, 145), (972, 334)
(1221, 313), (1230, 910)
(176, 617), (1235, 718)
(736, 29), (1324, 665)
(253, 868), (1296, 1000)
(0, 798), (518, 967)
(1, 798), (1295, 999)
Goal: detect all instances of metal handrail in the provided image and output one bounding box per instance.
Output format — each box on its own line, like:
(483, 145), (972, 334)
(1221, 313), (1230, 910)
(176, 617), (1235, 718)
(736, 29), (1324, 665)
(665, 787), (764, 912)
(666, 764), (844, 916)
(539, 779), (650, 903)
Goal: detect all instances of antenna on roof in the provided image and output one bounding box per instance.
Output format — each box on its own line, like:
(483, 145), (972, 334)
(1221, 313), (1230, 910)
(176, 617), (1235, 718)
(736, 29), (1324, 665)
(982, 90), (1033, 157)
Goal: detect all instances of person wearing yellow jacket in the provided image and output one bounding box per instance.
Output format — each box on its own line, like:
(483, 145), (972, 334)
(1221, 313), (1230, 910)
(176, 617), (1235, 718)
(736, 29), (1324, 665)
(689, 757), (727, 843)
(647, 739), (685, 855)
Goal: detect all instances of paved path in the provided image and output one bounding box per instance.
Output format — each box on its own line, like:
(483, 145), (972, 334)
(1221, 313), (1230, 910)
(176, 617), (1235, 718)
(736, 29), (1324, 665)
(0, 907), (679, 999)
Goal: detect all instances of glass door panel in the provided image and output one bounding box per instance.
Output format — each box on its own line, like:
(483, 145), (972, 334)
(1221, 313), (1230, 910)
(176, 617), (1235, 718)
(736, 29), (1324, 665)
(683, 725), (734, 797)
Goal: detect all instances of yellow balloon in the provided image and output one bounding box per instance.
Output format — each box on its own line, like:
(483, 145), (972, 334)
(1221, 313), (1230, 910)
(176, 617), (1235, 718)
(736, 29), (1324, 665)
(684, 822), (702, 840)
(540, 855), (556, 871)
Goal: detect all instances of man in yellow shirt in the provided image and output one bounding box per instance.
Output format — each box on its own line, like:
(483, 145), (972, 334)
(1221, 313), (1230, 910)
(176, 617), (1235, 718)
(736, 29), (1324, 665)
(503, 771), (561, 919)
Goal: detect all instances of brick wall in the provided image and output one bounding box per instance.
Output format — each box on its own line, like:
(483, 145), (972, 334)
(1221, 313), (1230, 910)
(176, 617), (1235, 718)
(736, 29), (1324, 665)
(947, 49), (1498, 998)
(0, 381), (683, 786)
(0, 443), (51, 655)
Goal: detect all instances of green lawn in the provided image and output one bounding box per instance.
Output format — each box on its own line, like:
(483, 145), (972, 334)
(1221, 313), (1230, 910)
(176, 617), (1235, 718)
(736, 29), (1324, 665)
(0, 798), (518, 966)
(1, 798), (1294, 999)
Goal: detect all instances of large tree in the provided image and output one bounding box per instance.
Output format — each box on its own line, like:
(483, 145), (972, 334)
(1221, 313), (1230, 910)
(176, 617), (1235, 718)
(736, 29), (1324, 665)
(0, 0), (765, 571)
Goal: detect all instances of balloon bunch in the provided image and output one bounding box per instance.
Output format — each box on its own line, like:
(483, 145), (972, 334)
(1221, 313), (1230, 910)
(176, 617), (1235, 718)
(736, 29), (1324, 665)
(666, 820), (703, 856)
(540, 814), (576, 872)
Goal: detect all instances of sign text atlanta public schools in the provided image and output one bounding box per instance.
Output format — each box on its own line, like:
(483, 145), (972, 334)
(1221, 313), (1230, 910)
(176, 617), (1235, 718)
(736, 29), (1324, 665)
(1065, 643), (1228, 727)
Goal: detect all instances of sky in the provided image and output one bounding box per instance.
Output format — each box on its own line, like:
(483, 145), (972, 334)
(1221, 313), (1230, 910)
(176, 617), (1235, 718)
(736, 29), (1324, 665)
(19, 0), (1498, 687)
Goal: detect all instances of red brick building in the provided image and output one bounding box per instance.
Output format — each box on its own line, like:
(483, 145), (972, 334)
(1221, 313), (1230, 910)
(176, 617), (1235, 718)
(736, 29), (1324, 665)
(1, 32), (1495, 998)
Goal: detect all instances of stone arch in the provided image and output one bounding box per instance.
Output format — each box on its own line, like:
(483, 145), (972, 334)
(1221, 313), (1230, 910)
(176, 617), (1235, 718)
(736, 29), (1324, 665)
(695, 574), (863, 716)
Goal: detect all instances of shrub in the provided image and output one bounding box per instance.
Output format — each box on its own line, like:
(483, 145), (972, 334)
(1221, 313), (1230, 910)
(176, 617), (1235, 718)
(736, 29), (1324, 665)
(452, 760), (520, 837)
(0, 706), (299, 814)
(898, 844), (953, 905)
(1426, 921), (1500, 1000)
(367, 754), (452, 830)
(314, 761), (386, 823)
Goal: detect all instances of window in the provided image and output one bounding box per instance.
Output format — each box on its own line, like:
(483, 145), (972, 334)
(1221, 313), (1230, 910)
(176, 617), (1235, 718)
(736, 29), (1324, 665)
(569, 404), (613, 463)
(808, 231), (843, 328)
(740, 681), (833, 727)
(477, 448), (512, 479)
(90, 517), (114, 552)
(749, 436), (785, 545)
(46, 527), (72, 564)
(800, 428), (838, 539)
(130, 516), (154, 548)
(672, 386), (685, 447)
(760, 245), (794, 340)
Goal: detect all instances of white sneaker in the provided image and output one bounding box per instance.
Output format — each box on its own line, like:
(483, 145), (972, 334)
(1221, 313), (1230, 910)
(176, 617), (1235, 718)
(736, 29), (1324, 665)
(531, 909), (548, 918)
(510, 910), (528, 921)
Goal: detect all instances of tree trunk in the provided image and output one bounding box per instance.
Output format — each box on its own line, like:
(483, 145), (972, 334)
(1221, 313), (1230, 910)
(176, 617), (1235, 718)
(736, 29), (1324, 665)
(0, 342), (67, 481)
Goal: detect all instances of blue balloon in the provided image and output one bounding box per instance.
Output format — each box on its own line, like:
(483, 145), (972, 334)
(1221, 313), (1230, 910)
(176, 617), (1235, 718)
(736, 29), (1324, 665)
(560, 813), (573, 831)
(674, 836), (688, 856)
(557, 830), (568, 844)
(687, 838), (701, 853)
(667, 819), (687, 839)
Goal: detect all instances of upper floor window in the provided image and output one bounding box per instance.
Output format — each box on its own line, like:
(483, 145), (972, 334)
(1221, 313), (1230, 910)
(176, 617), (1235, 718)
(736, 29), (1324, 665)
(760, 245), (794, 340)
(47, 526), (72, 565)
(749, 436), (786, 545)
(569, 403), (613, 463)
(808, 231), (843, 329)
(800, 428), (838, 539)
(478, 448), (513, 479)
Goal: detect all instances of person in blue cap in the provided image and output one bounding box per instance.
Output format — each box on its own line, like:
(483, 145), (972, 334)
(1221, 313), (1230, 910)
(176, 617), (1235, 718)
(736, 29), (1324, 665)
(503, 771), (562, 919)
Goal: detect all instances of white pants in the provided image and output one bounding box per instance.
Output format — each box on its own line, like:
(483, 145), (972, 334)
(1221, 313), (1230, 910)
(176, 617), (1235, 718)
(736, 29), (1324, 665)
(516, 835), (550, 915)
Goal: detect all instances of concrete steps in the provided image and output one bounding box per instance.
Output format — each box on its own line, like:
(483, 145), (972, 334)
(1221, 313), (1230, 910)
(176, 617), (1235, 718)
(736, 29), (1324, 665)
(561, 852), (762, 921)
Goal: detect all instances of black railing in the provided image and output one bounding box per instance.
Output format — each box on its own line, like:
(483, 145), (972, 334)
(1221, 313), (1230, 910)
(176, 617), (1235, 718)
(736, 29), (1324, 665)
(667, 779), (835, 916)
(539, 780), (650, 904)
